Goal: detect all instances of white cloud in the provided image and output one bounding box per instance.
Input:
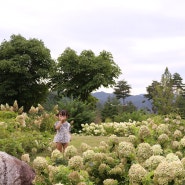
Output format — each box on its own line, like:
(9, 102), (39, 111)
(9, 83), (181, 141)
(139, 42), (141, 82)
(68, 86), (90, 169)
(1, 0), (185, 95)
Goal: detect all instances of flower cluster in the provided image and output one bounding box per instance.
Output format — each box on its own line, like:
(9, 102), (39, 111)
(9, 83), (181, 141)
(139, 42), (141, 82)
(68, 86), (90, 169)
(64, 145), (78, 159)
(82, 150), (95, 161)
(68, 155), (83, 170)
(80, 142), (91, 152)
(21, 153), (30, 163)
(173, 130), (182, 140)
(103, 179), (118, 185)
(51, 149), (63, 162)
(118, 141), (136, 158)
(136, 143), (153, 162)
(158, 133), (169, 145)
(128, 163), (147, 184)
(144, 155), (165, 171)
(32, 156), (48, 171)
(156, 124), (170, 135)
(138, 125), (151, 139)
(151, 144), (163, 155)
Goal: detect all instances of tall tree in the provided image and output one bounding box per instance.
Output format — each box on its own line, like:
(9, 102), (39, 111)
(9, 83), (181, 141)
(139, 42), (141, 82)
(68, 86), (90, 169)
(0, 35), (55, 111)
(52, 48), (121, 101)
(113, 79), (131, 105)
(145, 67), (174, 114)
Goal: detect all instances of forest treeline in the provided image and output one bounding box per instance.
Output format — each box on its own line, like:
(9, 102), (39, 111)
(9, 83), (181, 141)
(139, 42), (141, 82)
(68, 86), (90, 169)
(0, 34), (185, 130)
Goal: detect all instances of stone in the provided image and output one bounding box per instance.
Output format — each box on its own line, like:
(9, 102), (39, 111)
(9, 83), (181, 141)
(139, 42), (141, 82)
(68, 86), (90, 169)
(0, 152), (35, 185)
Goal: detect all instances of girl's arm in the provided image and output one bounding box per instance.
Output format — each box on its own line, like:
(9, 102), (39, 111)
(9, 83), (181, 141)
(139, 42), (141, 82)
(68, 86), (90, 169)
(55, 121), (63, 130)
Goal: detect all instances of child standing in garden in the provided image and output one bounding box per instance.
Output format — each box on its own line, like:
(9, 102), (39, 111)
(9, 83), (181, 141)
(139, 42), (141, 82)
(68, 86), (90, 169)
(53, 110), (71, 153)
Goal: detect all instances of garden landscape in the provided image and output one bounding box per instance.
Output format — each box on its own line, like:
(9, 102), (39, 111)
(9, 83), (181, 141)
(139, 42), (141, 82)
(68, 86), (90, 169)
(1, 101), (185, 185)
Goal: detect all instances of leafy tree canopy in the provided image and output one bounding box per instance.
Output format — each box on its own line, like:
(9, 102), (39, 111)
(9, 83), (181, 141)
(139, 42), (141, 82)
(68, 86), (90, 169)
(52, 48), (121, 101)
(0, 34), (55, 111)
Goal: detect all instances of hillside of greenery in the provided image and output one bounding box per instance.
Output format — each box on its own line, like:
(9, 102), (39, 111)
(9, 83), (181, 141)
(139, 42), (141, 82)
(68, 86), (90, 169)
(1, 101), (185, 185)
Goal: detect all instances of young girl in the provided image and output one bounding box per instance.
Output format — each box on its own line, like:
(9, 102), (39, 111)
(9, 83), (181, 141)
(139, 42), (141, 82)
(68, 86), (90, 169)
(53, 110), (71, 152)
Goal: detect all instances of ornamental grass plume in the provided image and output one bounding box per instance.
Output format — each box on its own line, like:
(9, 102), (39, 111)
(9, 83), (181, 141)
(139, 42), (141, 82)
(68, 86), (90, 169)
(16, 114), (27, 127)
(103, 178), (118, 185)
(128, 163), (147, 185)
(151, 144), (163, 155)
(29, 106), (38, 114)
(136, 143), (153, 162)
(13, 100), (19, 111)
(32, 156), (48, 171)
(68, 155), (83, 170)
(118, 141), (136, 159)
(0, 104), (6, 111)
(144, 155), (165, 171)
(64, 145), (78, 159)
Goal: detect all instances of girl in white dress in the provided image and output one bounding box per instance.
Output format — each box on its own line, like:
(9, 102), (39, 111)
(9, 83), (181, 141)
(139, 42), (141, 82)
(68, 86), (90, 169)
(53, 110), (71, 152)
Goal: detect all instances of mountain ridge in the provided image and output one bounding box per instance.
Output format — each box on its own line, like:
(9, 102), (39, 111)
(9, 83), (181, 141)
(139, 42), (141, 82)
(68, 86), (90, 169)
(92, 91), (152, 111)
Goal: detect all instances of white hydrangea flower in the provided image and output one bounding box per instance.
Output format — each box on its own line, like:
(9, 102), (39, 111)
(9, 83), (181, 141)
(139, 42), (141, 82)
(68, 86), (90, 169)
(103, 178), (118, 185)
(33, 156), (48, 171)
(165, 153), (180, 163)
(144, 155), (165, 171)
(51, 149), (63, 161)
(21, 153), (30, 163)
(118, 141), (136, 158)
(136, 143), (153, 162)
(68, 155), (83, 170)
(180, 136), (185, 147)
(128, 163), (147, 184)
(82, 150), (95, 161)
(64, 145), (78, 158)
(151, 144), (163, 155)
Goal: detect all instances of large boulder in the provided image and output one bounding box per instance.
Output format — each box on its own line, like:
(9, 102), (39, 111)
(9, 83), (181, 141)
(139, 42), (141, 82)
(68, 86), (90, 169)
(0, 152), (35, 185)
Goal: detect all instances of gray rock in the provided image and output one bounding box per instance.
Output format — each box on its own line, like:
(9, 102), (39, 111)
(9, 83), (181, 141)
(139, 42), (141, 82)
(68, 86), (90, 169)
(0, 152), (35, 185)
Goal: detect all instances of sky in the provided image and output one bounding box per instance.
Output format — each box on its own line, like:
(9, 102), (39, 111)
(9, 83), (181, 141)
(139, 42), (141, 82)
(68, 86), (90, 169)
(1, 0), (185, 95)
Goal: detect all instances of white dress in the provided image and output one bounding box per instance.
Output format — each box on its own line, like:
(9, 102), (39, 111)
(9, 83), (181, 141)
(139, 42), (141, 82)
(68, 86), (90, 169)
(53, 121), (71, 143)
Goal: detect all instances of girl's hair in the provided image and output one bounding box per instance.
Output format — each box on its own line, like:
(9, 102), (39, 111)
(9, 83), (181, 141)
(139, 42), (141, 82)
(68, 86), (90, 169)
(56, 110), (69, 117)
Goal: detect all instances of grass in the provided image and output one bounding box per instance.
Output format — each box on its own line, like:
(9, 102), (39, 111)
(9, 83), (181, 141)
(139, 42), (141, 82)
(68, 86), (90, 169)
(70, 134), (126, 148)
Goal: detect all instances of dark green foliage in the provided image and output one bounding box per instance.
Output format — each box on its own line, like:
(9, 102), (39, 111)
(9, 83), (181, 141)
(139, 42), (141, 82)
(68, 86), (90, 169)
(56, 97), (96, 132)
(114, 110), (151, 122)
(113, 79), (131, 105)
(0, 35), (55, 111)
(101, 96), (121, 122)
(52, 48), (121, 101)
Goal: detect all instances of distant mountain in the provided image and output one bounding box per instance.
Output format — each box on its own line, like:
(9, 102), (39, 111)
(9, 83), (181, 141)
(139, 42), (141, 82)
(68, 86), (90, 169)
(92, 91), (152, 111)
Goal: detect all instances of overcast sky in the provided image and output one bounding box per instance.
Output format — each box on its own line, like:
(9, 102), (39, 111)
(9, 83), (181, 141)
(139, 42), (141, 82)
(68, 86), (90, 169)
(1, 0), (185, 95)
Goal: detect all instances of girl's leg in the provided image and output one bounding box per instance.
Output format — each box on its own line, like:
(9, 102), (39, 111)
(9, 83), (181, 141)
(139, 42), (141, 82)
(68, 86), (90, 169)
(62, 143), (68, 152)
(56, 142), (63, 152)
